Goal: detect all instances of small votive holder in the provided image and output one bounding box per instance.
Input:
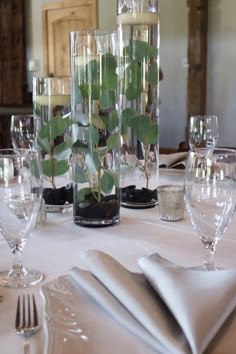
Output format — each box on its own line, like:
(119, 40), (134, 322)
(158, 185), (185, 221)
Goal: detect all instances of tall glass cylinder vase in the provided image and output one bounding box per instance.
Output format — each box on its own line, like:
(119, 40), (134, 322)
(117, 0), (160, 208)
(33, 77), (73, 212)
(70, 30), (120, 227)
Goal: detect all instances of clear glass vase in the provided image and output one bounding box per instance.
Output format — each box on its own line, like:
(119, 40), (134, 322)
(33, 77), (72, 213)
(70, 30), (120, 227)
(117, 0), (160, 208)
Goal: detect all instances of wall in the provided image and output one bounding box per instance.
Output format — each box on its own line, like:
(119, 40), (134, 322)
(207, 0), (236, 147)
(25, 0), (235, 149)
(25, 0), (117, 91)
(159, 0), (187, 149)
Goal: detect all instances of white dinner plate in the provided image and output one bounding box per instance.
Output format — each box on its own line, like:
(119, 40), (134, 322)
(41, 274), (158, 354)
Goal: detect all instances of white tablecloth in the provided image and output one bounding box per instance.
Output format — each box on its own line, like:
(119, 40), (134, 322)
(0, 170), (236, 354)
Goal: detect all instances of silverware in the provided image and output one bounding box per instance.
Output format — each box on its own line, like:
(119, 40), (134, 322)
(15, 294), (39, 354)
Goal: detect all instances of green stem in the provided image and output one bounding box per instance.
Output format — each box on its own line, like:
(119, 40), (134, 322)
(84, 168), (99, 202)
(97, 166), (101, 202)
(122, 135), (150, 188)
(122, 135), (145, 170)
(144, 144), (149, 189)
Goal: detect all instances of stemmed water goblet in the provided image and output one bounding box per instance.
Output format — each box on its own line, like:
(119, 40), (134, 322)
(0, 149), (43, 288)
(10, 114), (37, 149)
(185, 148), (236, 271)
(10, 115), (46, 226)
(189, 115), (219, 157)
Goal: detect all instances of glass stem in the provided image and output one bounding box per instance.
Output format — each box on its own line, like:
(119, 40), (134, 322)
(202, 240), (216, 271)
(12, 248), (24, 276)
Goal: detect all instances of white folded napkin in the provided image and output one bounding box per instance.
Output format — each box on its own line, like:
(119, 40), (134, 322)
(69, 250), (236, 354)
(159, 152), (188, 169)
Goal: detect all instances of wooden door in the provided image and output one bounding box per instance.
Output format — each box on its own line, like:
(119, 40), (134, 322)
(42, 0), (97, 77)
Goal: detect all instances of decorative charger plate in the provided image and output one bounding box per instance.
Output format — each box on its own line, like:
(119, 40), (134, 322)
(41, 274), (157, 354)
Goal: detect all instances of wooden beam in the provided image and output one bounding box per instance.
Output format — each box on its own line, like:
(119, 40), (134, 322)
(0, 0), (26, 104)
(184, 0), (208, 147)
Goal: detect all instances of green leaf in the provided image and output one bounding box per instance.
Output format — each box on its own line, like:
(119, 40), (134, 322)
(85, 126), (100, 146)
(42, 160), (52, 177)
(120, 108), (139, 129)
(42, 159), (69, 177)
(86, 59), (99, 81)
(76, 187), (92, 203)
(73, 141), (90, 155)
(99, 90), (115, 110)
(102, 53), (117, 73)
(96, 146), (108, 158)
(125, 39), (158, 61)
(105, 169), (119, 187)
(73, 83), (82, 105)
(79, 83), (89, 99)
(132, 115), (158, 145)
(38, 137), (50, 153)
(107, 132), (120, 150)
(39, 115), (71, 141)
(101, 53), (117, 90)
(100, 109), (119, 132)
(54, 142), (72, 161)
(124, 62), (142, 100)
(30, 160), (41, 179)
(53, 160), (70, 176)
(73, 165), (87, 183)
(85, 152), (100, 173)
(92, 115), (106, 129)
(102, 73), (118, 90)
(146, 62), (158, 86)
(100, 171), (114, 194)
(91, 83), (100, 100)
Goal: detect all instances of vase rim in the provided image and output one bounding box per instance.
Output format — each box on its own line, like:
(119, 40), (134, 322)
(70, 29), (117, 37)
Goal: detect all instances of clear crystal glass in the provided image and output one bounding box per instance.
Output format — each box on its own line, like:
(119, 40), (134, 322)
(185, 148), (236, 270)
(189, 115), (219, 158)
(33, 77), (72, 213)
(0, 149), (43, 287)
(70, 30), (120, 227)
(117, 0), (160, 208)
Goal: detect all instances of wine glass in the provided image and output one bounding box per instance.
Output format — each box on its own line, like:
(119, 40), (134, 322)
(10, 114), (37, 149)
(189, 115), (219, 157)
(0, 149), (43, 288)
(185, 148), (236, 271)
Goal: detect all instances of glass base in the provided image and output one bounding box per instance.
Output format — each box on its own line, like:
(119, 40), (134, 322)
(46, 203), (73, 213)
(189, 265), (223, 271)
(74, 216), (120, 227)
(0, 268), (44, 288)
(121, 200), (157, 209)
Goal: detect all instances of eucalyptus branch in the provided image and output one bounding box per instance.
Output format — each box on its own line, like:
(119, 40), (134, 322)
(50, 143), (56, 189)
(83, 167), (100, 202)
(97, 166), (102, 202)
(122, 134), (145, 169)
(143, 144), (150, 189)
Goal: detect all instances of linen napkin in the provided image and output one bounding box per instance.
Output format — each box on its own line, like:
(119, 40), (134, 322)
(159, 152), (188, 169)
(69, 250), (236, 354)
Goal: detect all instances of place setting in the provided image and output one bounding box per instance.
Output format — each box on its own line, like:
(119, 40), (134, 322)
(0, 1), (236, 354)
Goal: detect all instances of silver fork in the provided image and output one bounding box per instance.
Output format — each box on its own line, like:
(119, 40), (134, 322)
(15, 294), (39, 354)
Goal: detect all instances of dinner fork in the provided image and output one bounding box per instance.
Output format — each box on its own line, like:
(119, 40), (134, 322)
(15, 294), (39, 354)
